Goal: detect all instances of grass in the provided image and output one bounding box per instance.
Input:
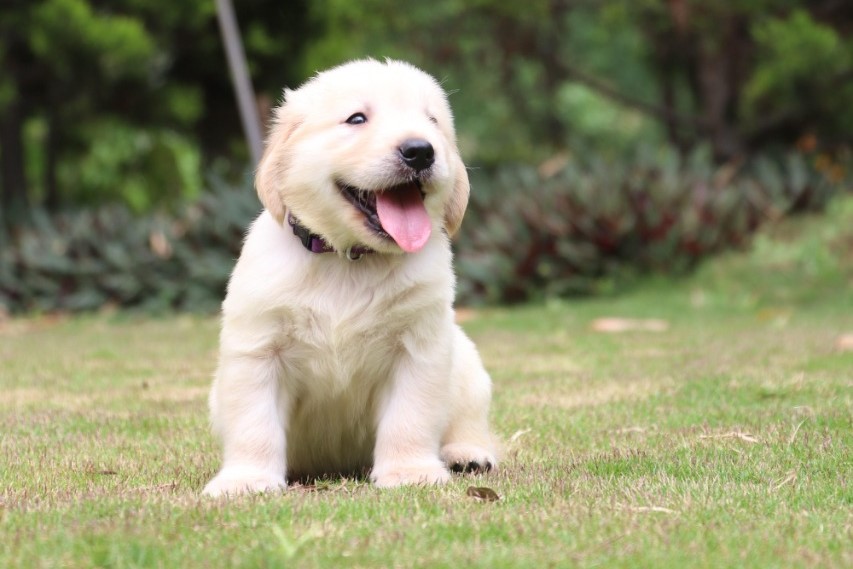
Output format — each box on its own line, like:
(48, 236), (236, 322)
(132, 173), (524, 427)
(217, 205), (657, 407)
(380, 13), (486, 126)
(2, 196), (852, 568)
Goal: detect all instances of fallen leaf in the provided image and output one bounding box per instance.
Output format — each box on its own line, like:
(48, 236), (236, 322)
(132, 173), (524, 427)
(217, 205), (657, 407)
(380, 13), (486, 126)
(591, 318), (669, 333)
(834, 334), (853, 351)
(466, 486), (500, 502)
(538, 152), (570, 179)
(455, 308), (477, 324)
(149, 230), (173, 259)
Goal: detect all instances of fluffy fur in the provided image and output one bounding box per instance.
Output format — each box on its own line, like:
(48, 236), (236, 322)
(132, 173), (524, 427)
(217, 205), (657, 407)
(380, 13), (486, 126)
(203, 59), (497, 496)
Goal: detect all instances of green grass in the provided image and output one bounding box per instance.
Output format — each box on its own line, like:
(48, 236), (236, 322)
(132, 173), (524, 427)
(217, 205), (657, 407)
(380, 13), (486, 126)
(2, 196), (852, 568)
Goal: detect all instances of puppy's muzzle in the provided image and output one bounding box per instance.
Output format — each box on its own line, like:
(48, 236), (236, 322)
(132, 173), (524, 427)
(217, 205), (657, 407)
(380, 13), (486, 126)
(399, 139), (434, 172)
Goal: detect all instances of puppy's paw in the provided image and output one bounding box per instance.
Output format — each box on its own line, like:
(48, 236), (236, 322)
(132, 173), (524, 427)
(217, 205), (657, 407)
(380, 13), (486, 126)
(440, 442), (497, 474)
(202, 466), (286, 497)
(371, 459), (451, 488)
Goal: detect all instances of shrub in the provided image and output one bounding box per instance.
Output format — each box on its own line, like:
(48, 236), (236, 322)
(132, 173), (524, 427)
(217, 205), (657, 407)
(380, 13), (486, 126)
(454, 150), (844, 304)
(0, 151), (846, 314)
(0, 178), (258, 314)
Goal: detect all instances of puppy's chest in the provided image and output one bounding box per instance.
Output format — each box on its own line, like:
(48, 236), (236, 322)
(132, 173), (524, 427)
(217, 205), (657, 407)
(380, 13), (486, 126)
(279, 298), (413, 389)
(292, 306), (402, 354)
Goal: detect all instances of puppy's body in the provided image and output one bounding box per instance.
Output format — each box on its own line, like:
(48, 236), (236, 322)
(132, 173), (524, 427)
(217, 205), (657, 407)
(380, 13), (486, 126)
(204, 60), (496, 496)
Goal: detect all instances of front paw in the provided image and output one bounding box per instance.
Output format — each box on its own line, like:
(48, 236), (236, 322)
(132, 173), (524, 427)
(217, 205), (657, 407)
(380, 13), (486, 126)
(440, 442), (497, 474)
(371, 459), (451, 488)
(202, 466), (286, 497)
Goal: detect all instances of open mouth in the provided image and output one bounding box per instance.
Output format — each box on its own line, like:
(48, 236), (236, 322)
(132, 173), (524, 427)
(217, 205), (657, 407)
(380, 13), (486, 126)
(338, 183), (393, 238)
(337, 180), (432, 253)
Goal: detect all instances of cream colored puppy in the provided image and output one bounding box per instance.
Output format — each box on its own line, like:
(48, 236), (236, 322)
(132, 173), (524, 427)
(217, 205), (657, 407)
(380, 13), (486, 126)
(203, 59), (497, 497)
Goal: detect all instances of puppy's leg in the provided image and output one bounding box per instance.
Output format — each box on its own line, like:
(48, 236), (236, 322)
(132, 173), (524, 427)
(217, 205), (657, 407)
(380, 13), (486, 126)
(371, 345), (453, 488)
(440, 326), (498, 474)
(203, 353), (289, 497)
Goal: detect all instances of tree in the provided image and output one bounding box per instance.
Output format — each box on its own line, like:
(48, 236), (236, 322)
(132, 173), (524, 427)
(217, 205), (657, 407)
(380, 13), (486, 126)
(1, 0), (161, 222)
(306, 0), (853, 164)
(0, 0), (316, 224)
(633, 0), (853, 160)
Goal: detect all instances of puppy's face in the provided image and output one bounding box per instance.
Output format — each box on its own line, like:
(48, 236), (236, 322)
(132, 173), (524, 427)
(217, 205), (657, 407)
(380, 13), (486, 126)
(256, 59), (469, 254)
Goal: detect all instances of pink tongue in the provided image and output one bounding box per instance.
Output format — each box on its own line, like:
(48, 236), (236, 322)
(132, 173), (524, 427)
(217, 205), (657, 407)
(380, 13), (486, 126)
(375, 184), (432, 253)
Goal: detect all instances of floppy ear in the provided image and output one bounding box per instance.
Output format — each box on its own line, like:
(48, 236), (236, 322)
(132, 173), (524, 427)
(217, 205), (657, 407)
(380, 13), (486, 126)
(255, 95), (299, 224)
(444, 152), (470, 237)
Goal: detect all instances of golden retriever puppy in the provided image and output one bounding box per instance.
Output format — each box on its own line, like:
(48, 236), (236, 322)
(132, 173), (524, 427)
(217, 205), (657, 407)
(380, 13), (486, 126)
(203, 59), (497, 496)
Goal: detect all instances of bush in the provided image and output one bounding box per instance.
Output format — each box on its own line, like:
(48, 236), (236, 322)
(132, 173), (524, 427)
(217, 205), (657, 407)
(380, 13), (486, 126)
(61, 122), (203, 213)
(0, 151), (846, 314)
(454, 150), (845, 304)
(0, 178), (259, 314)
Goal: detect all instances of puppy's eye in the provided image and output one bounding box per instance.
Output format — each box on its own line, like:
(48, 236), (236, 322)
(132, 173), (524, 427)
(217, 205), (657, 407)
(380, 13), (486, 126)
(428, 115), (438, 125)
(345, 112), (367, 125)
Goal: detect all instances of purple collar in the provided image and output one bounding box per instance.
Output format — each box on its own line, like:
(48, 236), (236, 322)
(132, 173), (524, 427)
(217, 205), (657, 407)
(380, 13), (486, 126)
(287, 213), (374, 260)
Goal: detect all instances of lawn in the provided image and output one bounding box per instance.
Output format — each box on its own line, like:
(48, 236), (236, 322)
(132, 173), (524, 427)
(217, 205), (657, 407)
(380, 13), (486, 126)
(2, 197), (851, 568)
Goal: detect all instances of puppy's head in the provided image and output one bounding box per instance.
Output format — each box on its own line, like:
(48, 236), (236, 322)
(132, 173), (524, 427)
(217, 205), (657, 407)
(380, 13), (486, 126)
(256, 59), (469, 255)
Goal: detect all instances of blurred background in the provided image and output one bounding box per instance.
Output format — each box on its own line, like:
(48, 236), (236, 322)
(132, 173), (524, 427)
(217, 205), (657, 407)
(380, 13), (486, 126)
(1, 0), (851, 313)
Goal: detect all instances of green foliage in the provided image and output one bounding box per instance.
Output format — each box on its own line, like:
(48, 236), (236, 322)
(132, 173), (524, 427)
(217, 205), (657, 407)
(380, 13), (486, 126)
(694, 193), (853, 308)
(303, 0), (669, 164)
(749, 10), (844, 97)
(30, 0), (155, 81)
(556, 84), (653, 155)
(0, 181), (258, 313)
(745, 10), (853, 133)
(2, 0), (852, 311)
(1, 0), (316, 221)
(5, 0), (852, 222)
(305, 0), (853, 163)
(2, 152), (846, 314)
(161, 86), (205, 126)
(454, 151), (844, 304)
(62, 122), (202, 213)
(0, 47), (15, 112)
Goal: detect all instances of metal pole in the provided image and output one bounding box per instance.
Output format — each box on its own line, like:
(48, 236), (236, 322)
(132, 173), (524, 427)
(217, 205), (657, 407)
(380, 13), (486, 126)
(214, 0), (264, 166)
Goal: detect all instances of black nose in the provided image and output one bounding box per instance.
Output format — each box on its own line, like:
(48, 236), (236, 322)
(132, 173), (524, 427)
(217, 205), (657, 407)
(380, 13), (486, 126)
(399, 139), (435, 172)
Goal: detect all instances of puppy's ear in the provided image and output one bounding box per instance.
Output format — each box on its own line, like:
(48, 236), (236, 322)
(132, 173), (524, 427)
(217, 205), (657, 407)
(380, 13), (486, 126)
(444, 152), (470, 237)
(255, 95), (299, 224)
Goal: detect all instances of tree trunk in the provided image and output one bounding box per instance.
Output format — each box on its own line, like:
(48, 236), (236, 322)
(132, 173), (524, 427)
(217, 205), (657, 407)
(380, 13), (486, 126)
(0, 98), (29, 223)
(696, 48), (740, 161)
(659, 67), (691, 155)
(44, 109), (59, 211)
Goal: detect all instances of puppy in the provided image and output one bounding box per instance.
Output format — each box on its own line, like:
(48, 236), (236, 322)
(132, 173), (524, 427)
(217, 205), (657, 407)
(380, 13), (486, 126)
(203, 59), (497, 496)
